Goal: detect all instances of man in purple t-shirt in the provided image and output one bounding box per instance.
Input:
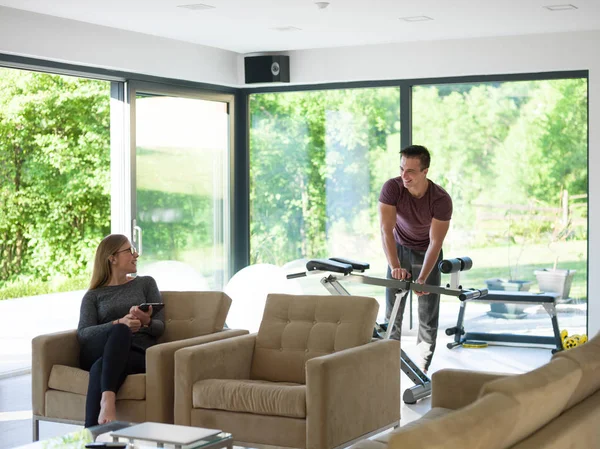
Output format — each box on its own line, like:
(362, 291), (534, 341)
(378, 145), (452, 373)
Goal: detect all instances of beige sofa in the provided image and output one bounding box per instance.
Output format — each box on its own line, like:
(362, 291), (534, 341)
(174, 293), (401, 449)
(32, 291), (248, 440)
(352, 331), (600, 449)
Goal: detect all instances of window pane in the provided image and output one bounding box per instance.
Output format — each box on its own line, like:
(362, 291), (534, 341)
(0, 68), (111, 298)
(0, 67), (111, 373)
(412, 79), (588, 339)
(249, 87), (400, 299)
(135, 95), (230, 290)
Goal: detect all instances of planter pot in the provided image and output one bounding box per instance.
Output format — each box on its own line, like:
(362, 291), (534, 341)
(534, 269), (576, 300)
(485, 279), (532, 319)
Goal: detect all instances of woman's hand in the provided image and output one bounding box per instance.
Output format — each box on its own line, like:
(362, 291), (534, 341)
(129, 305), (152, 326)
(120, 314), (142, 333)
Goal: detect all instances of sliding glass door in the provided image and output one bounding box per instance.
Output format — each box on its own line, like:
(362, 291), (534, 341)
(128, 83), (233, 290)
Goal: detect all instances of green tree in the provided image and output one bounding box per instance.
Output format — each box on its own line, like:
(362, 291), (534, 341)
(0, 68), (110, 291)
(249, 88), (400, 265)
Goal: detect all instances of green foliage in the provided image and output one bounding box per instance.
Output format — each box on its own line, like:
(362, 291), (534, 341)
(0, 68), (110, 291)
(0, 273), (89, 300)
(136, 189), (213, 261)
(250, 79), (588, 289)
(249, 88), (400, 265)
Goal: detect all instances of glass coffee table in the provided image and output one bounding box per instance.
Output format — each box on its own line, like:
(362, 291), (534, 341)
(14, 421), (232, 449)
(110, 422), (233, 449)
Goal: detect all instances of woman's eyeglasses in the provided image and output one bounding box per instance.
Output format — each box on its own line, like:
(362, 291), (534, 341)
(114, 246), (137, 255)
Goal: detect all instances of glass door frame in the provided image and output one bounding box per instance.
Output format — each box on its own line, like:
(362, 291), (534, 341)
(125, 80), (235, 283)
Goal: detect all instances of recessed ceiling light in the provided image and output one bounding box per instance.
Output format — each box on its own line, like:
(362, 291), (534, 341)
(177, 3), (215, 10)
(399, 16), (434, 22)
(271, 26), (302, 32)
(543, 4), (578, 11)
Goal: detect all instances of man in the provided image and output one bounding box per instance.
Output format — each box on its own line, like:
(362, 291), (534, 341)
(378, 145), (452, 373)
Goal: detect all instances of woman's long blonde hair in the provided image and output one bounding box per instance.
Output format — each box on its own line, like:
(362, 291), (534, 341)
(89, 234), (129, 290)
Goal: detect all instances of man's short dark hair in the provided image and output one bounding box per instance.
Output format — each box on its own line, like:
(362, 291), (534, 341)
(401, 145), (430, 170)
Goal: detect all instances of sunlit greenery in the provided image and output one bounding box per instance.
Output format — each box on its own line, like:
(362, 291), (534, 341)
(0, 70), (588, 303)
(249, 79), (588, 300)
(0, 69), (111, 299)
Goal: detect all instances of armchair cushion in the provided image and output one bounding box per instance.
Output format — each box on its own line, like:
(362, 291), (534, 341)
(251, 294), (378, 384)
(193, 379), (306, 418)
(160, 291), (232, 343)
(48, 365), (146, 400)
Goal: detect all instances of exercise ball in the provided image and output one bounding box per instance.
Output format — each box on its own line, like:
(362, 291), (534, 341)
(225, 264), (303, 332)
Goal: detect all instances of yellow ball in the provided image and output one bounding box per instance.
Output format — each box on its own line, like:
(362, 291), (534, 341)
(564, 337), (578, 349)
(560, 330), (569, 341)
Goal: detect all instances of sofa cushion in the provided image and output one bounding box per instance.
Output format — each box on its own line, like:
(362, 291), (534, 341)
(479, 357), (581, 447)
(48, 365), (146, 400)
(192, 379), (306, 418)
(251, 294), (378, 384)
(509, 388), (600, 449)
(387, 392), (519, 449)
(552, 331), (600, 409)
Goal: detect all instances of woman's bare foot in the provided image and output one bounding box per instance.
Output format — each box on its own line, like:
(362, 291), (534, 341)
(98, 391), (117, 424)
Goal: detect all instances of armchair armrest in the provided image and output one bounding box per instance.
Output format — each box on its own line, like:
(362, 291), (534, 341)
(174, 333), (256, 425)
(306, 339), (400, 449)
(32, 330), (80, 417)
(431, 368), (512, 410)
(146, 328), (249, 423)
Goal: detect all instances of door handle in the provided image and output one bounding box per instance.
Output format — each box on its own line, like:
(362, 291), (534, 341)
(133, 221), (143, 256)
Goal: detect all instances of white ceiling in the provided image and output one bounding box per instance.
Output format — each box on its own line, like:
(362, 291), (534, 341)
(1, 0), (600, 54)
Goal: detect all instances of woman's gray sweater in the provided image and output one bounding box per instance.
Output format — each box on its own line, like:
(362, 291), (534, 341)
(77, 276), (165, 351)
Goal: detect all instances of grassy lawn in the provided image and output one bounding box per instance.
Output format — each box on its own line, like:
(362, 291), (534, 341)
(0, 240), (587, 301)
(293, 240), (588, 302)
(0, 274), (89, 301)
(450, 240), (587, 301)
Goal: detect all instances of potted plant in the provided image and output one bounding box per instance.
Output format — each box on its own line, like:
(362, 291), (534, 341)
(534, 267), (575, 299)
(534, 215), (576, 300)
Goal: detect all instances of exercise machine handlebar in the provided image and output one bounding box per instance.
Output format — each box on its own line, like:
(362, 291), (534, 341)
(286, 257), (487, 301)
(458, 288), (488, 301)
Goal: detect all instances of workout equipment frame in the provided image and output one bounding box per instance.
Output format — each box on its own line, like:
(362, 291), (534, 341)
(287, 257), (487, 404)
(445, 290), (564, 353)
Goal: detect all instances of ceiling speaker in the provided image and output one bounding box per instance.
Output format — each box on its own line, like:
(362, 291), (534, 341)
(244, 55), (290, 84)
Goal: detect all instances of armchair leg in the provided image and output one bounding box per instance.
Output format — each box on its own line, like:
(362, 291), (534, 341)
(32, 416), (40, 441)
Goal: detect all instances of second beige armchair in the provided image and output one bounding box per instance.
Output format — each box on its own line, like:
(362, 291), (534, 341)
(174, 293), (400, 449)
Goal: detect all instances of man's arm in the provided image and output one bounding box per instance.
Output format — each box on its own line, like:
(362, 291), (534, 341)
(415, 218), (451, 293)
(378, 202), (410, 280)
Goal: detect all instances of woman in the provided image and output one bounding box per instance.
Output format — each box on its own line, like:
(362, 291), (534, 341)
(77, 234), (165, 427)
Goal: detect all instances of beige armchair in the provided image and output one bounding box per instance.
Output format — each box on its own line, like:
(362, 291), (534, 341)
(174, 293), (400, 449)
(32, 291), (249, 440)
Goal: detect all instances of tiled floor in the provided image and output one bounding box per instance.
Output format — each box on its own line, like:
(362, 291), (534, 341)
(0, 332), (554, 449)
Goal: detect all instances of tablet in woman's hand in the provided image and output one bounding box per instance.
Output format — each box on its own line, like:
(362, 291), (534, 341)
(139, 303), (165, 314)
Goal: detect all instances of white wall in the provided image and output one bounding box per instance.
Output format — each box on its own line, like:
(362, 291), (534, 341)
(278, 30), (599, 335)
(1, 6), (597, 334)
(0, 6), (238, 86)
